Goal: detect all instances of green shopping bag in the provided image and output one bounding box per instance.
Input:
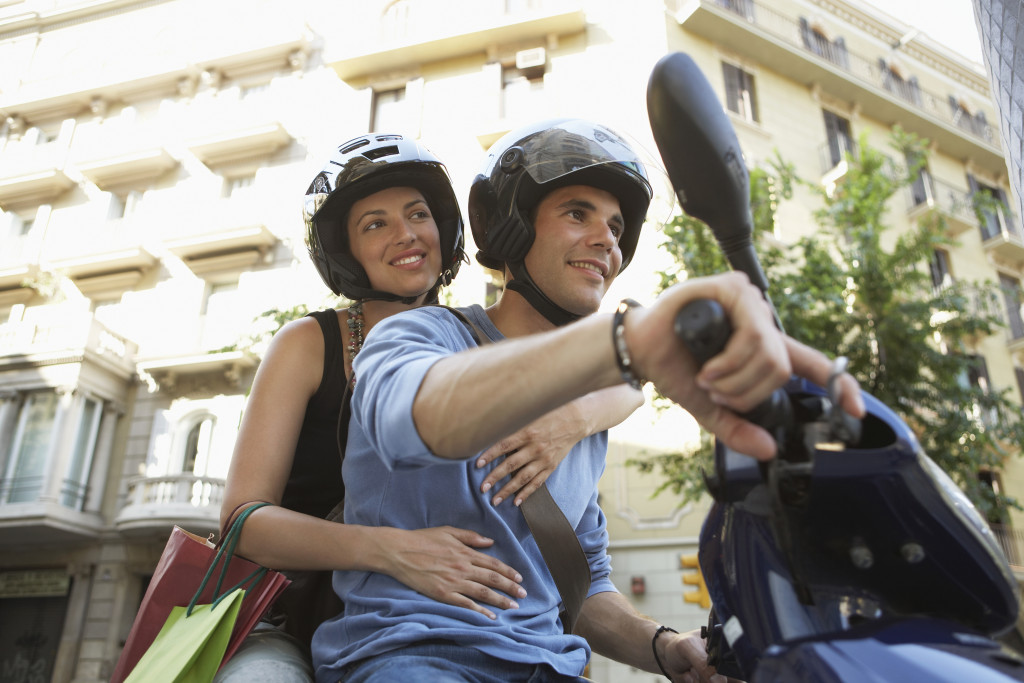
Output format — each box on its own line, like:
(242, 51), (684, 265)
(124, 587), (245, 683)
(116, 502), (285, 683)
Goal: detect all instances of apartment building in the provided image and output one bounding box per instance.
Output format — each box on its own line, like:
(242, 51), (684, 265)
(0, 0), (1018, 681)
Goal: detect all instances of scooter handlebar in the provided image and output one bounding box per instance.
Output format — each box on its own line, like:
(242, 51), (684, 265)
(675, 298), (792, 435)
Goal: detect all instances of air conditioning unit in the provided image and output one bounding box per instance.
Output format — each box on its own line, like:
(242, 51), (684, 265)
(515, 47), (546, 70)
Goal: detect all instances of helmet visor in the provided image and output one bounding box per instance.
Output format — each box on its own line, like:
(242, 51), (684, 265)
(509, 120), (675, 230)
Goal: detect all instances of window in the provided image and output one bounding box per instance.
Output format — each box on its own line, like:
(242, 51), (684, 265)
(799, 18), (848, 68)
(2, 392), (59, 503)
(1016, 367), (1024, 405)
(968, 176), (1011, 241)
(182, 414), (216, 476)
(225, 174), (255, 199)
(961, 354), (997, 428)
(929, 249), (952, 291)
(200, 280), (244, 350)
(108, 190), (143, 220)
(948, 96), (990, 140)
(716, 0), (754, 20)
(60, 397), (101, 509)
(240, 82), (270, 99)
(722, 63), (759, 123)
(501, 63), (546, 121)
(979, 470), (1009, 525)
(15, 215), (33, 236)
(906, 149), (932, 206)
(505, 0), (542, 12)
(823, 110), (854, 169)
(371, 87), (408, 133)
(879, 59), (921, 106)
(381, 0), (412, 40)
(999, 273), (1024, 341)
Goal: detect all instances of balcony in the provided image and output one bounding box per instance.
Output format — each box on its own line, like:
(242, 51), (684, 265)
(672, 0), (1007, 177)
(325, 0), (586, 81)
(43, 217), (158, 280)
(137, 350), (258, 392)
(0, 234), (41, 290)
(906, 176), (977, 237)
(152, 192), (278, 266)
(0, 501), (105, 547)
(77, 149), (177, 190)
(186, 122), (291, 168)
(980, 213), (1024, 269)
(183, 87), (294, 167)
(990, 524), (1024, 573)
(0, 309), (137, 378)
(0, 137), (74, 209)
(114, 474), (224, 537)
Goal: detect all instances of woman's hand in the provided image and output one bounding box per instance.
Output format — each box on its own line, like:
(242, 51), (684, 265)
(476, 401), (586, 507)
(476, 384), (642, 506)
(378, 526), (527, 620)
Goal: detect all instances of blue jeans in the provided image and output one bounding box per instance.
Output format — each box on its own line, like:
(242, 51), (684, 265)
(341, 641), (591, 683)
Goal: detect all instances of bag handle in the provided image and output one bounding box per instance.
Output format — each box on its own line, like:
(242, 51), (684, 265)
(188, 501), (272, 615)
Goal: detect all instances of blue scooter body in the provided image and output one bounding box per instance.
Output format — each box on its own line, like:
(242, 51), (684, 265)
(699, 379), (1024, 681)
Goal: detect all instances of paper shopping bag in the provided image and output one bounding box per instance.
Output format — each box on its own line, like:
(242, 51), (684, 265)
(124, 587), (245, 683)
(111, 503), (290, 682)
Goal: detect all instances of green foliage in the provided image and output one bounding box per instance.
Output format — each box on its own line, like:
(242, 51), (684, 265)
(215, 295), (348, 355)
(632, 128), (1024, 521)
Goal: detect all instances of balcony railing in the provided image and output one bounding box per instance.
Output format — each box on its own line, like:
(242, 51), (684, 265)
(990, 524), (1024, 569)
(123, 473), (225, 509)
(906, 176), (977, 235)
(0, 310), (136, 376)
(116, 474), (224, 534)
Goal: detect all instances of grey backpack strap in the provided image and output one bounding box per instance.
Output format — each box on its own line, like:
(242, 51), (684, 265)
(435, 304), (591, 633)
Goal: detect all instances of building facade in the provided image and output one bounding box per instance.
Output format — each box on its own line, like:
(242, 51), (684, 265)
(0, 0), (1018, 681)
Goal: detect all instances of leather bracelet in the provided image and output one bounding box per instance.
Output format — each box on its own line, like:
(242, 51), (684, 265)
(612, 298), (645, 390)
(652, 625), (679, 680)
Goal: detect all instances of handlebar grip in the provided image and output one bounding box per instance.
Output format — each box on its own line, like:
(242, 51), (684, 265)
(675, 298), (791, 433)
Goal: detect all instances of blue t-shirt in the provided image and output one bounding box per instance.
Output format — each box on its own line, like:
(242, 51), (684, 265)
(310, 305), (616, 681)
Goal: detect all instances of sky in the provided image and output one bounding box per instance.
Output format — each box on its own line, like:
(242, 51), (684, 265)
(859, 0), (984, 65)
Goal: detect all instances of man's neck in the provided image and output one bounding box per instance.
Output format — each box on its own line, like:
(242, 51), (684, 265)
(485, 287), (557, 338)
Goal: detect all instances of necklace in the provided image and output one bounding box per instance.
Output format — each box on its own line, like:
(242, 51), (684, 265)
(346, 301), (364, 384)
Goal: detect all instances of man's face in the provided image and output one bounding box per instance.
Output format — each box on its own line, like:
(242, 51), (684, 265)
(522, 184), (624, 316)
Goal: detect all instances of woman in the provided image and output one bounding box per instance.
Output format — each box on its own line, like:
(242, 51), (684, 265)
(217, 133), (642, 681)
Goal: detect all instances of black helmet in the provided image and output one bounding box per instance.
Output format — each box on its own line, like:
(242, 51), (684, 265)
(468, 119), (654, 324)
(304, 133), (465, 301)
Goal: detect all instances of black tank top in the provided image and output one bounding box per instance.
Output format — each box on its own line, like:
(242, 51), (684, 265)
(279, 309), (346, 519)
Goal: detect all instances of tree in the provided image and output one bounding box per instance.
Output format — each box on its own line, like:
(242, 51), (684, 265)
(632, 128), (1024, 521)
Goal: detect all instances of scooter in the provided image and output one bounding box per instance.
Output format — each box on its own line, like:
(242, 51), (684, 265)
(646, 52), (1024, 682)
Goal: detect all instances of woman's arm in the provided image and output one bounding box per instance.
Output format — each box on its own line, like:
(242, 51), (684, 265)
(476, 384), (644, 506)
(221, 316), (524, 617)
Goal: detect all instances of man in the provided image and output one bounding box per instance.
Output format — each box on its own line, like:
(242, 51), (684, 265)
(311, 119), (864, 683)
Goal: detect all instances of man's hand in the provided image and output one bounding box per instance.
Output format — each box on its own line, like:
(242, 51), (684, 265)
(661, 629), (743, 683)
(628, 272), (865, 460)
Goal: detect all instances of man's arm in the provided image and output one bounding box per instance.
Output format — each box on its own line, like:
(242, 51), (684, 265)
(575, 592), (731, 683)
(414, 272), (864, 462)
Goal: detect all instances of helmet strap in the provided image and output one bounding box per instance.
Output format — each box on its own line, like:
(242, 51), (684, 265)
(506, 260), (581, 327)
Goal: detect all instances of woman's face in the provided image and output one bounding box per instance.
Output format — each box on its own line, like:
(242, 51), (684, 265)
(346, 186), (443, 299)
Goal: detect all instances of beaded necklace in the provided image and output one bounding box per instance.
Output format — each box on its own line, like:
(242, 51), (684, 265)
(346, 301), (364, 385)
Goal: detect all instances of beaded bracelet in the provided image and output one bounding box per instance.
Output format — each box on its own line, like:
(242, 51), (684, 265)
(612, 298), (645, 390)
(651, 625), (679, 680)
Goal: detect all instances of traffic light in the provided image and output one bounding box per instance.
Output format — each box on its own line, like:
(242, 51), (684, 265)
(680, 553), (711, 608)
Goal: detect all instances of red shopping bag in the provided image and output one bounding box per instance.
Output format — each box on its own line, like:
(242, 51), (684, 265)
(111, 503), (290, 682)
